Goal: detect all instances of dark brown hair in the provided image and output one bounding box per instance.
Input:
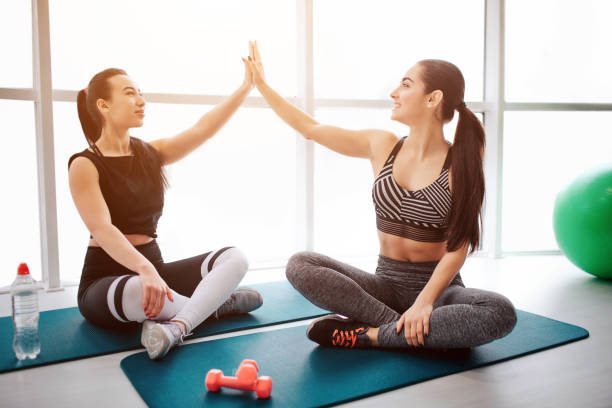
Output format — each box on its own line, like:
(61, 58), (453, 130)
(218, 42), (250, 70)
(418, 59), (485, 255)
(76, 68), (168, 192)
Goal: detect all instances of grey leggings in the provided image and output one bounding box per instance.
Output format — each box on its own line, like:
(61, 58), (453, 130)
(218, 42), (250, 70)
(286, 251), (517, 349)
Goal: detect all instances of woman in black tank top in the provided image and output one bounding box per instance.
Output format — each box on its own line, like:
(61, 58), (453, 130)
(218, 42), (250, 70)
(67, 55), (263, 359)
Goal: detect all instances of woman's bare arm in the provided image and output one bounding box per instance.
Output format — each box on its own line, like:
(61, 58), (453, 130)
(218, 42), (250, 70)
(247, 40), (396, 159)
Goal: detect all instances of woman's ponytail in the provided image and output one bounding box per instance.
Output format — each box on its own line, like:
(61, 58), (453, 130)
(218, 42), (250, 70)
(76, 87), (102, 156)
(418, 59), (486, 255)
(445, 102), (485, 255)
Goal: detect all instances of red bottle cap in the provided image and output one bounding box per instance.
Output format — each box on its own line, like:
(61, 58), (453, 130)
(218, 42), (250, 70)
(17, 263), (30, 275)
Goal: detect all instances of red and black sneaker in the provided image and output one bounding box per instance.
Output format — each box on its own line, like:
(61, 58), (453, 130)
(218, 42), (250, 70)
(306, 314), (371, 348)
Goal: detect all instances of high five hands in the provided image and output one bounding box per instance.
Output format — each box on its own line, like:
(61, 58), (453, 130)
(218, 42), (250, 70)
(242, 40), (265, 88)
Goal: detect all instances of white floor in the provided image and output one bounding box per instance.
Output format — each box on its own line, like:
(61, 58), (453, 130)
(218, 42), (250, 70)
(0, 255), (610, 408)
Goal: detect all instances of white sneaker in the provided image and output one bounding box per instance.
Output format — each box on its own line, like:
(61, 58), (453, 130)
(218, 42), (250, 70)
(141, 320), (192, 360)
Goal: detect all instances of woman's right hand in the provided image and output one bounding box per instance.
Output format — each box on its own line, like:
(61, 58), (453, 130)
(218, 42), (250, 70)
(137, 264), (174, 319)
(247, 40), (266, 87)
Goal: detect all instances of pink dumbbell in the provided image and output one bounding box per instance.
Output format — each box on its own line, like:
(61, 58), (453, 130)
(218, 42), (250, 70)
(205, 359), (273, 399)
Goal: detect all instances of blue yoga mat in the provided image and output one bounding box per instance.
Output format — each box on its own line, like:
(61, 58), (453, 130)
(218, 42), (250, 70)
(120, 310), (588, 408)
(0, 281), (329, 373)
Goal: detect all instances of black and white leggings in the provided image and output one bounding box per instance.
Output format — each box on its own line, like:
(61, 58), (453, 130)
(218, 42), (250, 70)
(77, 240), (248, 332)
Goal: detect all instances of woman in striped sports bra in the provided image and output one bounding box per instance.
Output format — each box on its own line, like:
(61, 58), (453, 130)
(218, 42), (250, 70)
(246, 41), (516, 350)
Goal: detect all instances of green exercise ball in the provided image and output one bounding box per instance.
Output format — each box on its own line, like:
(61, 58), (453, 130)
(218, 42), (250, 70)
(553, 163), (612, 280)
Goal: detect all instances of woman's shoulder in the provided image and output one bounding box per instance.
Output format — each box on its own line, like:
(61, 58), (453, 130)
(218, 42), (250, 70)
(130, 136), (162, 158)
(369, 130), (401, 152)
(67, 153), (100, 187)
(68, 148), (97, 170)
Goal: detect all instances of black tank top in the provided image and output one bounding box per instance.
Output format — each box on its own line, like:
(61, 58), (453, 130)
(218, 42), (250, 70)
(68, 137), (164, 238)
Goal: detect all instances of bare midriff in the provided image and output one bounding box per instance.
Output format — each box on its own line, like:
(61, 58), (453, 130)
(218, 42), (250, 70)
(88, 233), (154, 248)
(377, 230), (446, 263)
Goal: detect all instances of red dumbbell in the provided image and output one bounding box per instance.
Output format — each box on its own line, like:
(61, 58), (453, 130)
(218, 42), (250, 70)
(205, 359), (273, 399)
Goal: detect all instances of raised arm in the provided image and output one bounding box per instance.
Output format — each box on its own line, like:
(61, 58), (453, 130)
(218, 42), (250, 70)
(149, 58), (254, 165)
(246, 41), (395, 159)
(68, 157), (172, 318)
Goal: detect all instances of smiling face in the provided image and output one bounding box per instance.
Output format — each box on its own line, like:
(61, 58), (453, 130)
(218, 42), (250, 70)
(97, 74), (146, 129)
(390, 64), (442, 126)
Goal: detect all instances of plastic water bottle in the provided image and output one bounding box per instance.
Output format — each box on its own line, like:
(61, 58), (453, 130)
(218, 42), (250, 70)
(11, 263), (41, 360)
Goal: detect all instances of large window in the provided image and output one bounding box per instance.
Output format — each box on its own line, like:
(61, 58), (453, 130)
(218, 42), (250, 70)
(506, 0), (612, 103)
(503, 0), (612, 252)
(502, 112), (612, 252)
(0, 101), (41, 287)
(0, 1), (37, 287)
(2, 0), (611, 289)
(0, 2), (32, 88)
(49, 0), (296, 96)
(314, 0), (485, 100)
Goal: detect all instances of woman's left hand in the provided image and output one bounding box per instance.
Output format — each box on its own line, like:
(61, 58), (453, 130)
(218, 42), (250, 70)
(396, 301), (434, 347)
(241, 52), (255, 91)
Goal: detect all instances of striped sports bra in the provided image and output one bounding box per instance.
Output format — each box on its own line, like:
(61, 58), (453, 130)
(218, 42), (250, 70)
(372, 136), (452, 242)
